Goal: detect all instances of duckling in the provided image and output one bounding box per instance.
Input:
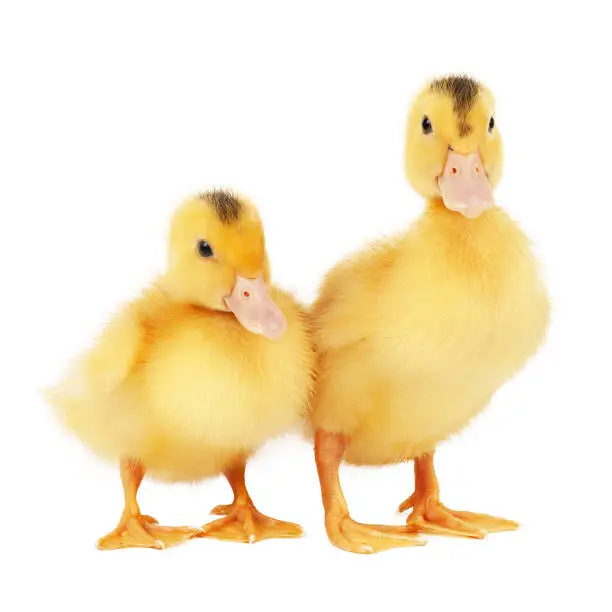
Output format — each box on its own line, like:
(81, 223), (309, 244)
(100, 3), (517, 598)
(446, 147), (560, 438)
(310, 76), (549, 553)
(48, 190), (314, 549)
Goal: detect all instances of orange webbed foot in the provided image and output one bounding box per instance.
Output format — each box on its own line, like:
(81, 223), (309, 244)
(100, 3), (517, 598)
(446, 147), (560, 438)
(325, 513), (425, 554)
(399, 493), (518, 539)
(400, 453), (519, 539)
(199, 501), (303, 543)
(97, 514), (203, 550)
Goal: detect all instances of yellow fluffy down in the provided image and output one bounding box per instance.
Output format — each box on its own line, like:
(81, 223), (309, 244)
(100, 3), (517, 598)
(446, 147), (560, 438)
(310, 200), (549, 466)
(48, 285), (314, 482)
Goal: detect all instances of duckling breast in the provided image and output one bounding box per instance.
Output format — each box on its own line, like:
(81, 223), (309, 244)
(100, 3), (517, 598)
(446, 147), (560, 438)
(138, 290), (314, 470)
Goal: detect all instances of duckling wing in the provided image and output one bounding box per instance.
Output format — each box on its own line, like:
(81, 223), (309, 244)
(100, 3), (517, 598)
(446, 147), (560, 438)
(48, 285), (168, 407)
(83, 304), (147, 393)
(312, 241), (398, 352)
(46, 304), (144, 412)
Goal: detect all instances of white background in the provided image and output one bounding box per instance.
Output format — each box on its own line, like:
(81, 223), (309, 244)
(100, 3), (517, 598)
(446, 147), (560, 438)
(1, 1), (610, 611)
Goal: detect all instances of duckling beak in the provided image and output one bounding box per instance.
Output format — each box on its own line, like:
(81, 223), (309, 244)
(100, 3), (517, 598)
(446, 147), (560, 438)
(224, 276), (287, 340)
(438, 150), (494, 219)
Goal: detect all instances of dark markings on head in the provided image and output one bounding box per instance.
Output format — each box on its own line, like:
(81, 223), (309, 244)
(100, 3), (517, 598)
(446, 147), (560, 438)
(200, 189), (243, 224)
(430, 75), (480, 137)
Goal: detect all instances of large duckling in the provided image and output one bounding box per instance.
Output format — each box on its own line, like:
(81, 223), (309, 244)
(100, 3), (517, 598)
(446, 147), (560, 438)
(310, 76), (549, 553)
(48, 190), (314, 549)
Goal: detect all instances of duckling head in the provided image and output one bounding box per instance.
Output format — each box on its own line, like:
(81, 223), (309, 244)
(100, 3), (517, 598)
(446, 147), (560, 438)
(404, 75), (503, 218)
(163, 190), (286, 339)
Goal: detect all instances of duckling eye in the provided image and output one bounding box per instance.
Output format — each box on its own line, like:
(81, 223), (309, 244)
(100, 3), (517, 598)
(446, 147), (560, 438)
(488, 116), (495, 133)
(196, 240), (214, 258)
(422, 116), (433, 135)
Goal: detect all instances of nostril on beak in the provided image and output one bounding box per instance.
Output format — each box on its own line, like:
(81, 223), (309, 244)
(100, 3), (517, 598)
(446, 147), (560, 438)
(242, 290), (250, 298)
(451, 167), (458, 175)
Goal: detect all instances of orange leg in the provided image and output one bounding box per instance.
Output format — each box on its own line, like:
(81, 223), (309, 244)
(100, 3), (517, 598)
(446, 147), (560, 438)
(97, 459), (202, 550)
(199, 460), (302, 543)
(399, 453), (519, 538)
(315, 429), (424, 554)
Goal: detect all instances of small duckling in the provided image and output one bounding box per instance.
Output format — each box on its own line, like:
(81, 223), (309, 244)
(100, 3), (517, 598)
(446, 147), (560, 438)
(48, 190), (314, 549)
(310, 76), (549, 553)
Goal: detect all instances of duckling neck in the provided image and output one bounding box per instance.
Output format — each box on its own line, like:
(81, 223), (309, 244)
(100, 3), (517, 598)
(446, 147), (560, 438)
(425, 195), (496, 223)
(420, 197), (529, 262)
(156, 276), (189, 306)
(156, 276), (220, 314)
(425, 196), (510, 238)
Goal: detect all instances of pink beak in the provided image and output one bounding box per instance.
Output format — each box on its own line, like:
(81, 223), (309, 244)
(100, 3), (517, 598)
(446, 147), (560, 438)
(224, 276), (287, 340)
(438, 150), (494, 219)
